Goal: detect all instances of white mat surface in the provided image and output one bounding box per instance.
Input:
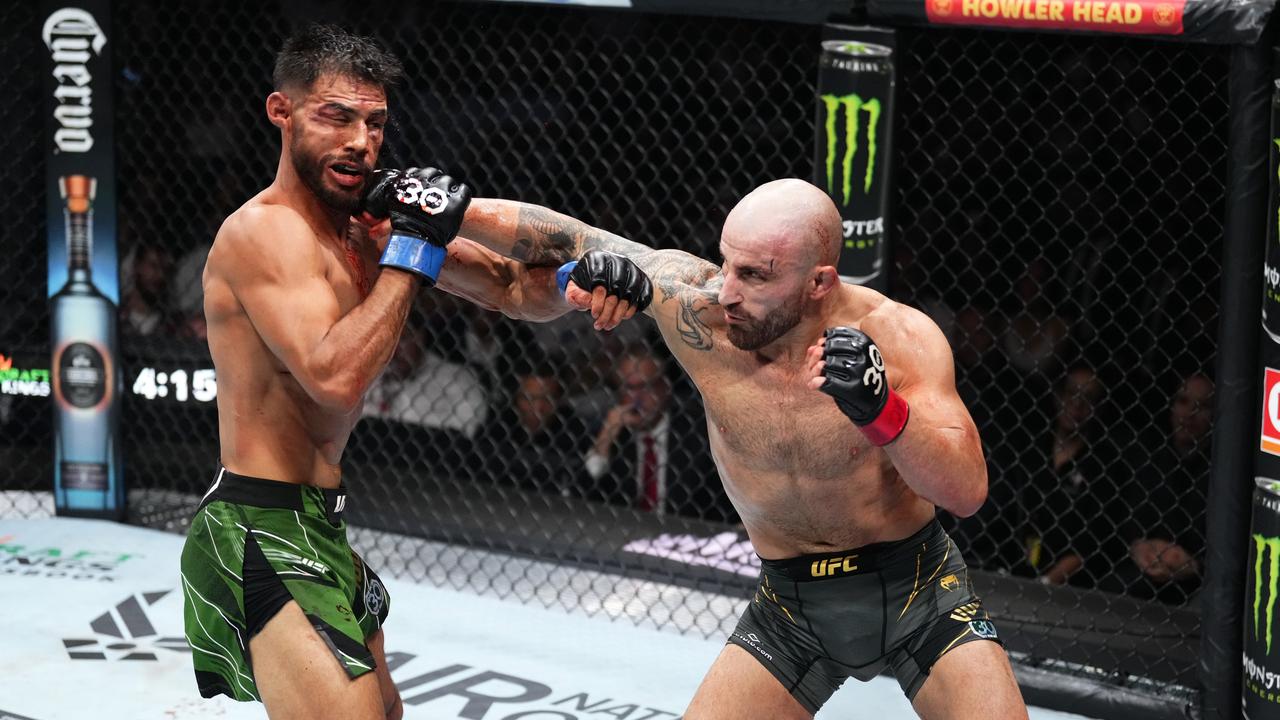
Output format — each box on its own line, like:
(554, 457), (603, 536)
(0, 518), (1090, 719)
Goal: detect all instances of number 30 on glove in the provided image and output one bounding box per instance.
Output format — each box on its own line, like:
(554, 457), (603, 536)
(809, 327), (910, 446)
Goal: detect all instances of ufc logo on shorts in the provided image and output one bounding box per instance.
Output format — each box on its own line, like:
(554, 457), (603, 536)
(394, 178), (447, 215)
(1262, 368), (1280, 457)
(811, 554), (859, 577)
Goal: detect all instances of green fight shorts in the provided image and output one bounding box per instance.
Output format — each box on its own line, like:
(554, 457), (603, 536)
(179, 465), (390, 701)
(728, 518), (1001, 713)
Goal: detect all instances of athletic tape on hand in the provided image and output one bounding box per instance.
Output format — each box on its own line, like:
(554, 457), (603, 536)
(380, 233), (447, 284)
(556, 261), (579, 296)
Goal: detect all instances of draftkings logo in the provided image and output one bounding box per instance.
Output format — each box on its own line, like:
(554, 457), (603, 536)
(819, 92), (882, 207)
(62, 590), (188, 661)
(0, 537), (141, 581)
(0, 355), (52, 398)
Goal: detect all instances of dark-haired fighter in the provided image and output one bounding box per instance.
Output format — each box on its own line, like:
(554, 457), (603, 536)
(459, 179), (1029, 719)
(178, 25), (651, 720)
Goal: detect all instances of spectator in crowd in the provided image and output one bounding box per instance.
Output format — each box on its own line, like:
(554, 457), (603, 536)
(119, 243), (174, 336)
(984, 256), (1071, 457)
(999, 256), (1071, 378)
(577, 344), (732, 523)
(1107, 372), (1213, 604)
(476, 364), (590, 496)
(1016, 365), (1118, 587)
(363, 314), (488, 439)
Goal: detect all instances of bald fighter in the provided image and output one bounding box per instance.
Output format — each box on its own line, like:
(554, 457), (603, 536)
(459, 179), (1028, 719)
(178, 25), (651, 720)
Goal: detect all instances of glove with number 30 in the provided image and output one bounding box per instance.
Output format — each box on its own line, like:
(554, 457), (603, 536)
(360, 167), (472, 285)
(816, 327), (910, 446)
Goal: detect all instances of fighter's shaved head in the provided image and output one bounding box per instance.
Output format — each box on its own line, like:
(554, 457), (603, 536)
(717, 179), (844, 352)
(722, 179), (843, 269)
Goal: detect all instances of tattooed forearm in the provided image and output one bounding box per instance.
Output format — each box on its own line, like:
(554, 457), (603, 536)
(648, 255), (721, 303)
(513, 206), (578, 264)
(512, 203), (656, 266)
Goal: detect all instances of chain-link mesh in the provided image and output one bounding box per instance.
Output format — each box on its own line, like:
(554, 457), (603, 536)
(0, 2), (55, 518)
(0, 0), (1227, 705)
(900, 32), (1223, 694)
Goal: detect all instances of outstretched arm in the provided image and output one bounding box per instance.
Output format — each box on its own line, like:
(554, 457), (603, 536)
(460, 199), (729, 356)
(434, 237), (575, 323)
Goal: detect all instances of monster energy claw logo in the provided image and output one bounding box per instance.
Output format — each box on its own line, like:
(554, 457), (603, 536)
(1254, 534), (1280, 653)
(821, 93), (881, 206)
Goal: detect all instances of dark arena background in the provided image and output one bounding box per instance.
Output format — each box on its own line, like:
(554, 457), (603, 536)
(1, 0), (1277, 718)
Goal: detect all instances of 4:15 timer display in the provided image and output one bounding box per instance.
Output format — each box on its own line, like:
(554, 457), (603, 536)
(131, 367), (216, 402)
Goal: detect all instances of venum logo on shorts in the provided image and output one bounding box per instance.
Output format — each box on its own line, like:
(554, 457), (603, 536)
(62, 590), (189, 661)
(365, 578), (385, 617)
(43, 8), (107, 153)
(939, 574), (960, 592)
(968, 620), (998, 640)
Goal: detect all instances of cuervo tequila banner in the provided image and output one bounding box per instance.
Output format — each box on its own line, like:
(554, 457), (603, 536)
(43, 0), (125, 520)
(814, 34), (896, 291)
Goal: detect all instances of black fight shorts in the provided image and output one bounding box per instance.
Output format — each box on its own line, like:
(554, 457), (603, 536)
(727, 519), (1002, 713)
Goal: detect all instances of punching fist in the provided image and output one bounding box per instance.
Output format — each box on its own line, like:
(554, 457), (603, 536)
(807, 327), (910, 446)
(557, 250), (654, 331)
(360, 167), (472, 284)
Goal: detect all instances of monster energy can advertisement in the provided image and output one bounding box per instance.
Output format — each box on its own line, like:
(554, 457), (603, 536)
(1246, 478), (1280, 715)
(1263, 57), (1280, 347)
(815, 40), (895, 290)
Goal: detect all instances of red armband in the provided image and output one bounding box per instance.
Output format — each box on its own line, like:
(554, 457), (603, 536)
(860, 389), (910, 446)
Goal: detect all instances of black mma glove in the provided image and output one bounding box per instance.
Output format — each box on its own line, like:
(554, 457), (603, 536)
(360, 167), (472, 285)
(555, 250), (654, 314)
(817, 326), (910, 446)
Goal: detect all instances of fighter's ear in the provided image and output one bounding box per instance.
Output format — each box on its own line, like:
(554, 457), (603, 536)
(811, 265), (839, 299)
(266, 91), (291, 129)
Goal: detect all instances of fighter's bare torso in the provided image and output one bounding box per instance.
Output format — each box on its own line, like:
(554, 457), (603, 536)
(670, 284), (935, 558)
(458, 199), (961, 560)
(203, 192), (378, 488)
